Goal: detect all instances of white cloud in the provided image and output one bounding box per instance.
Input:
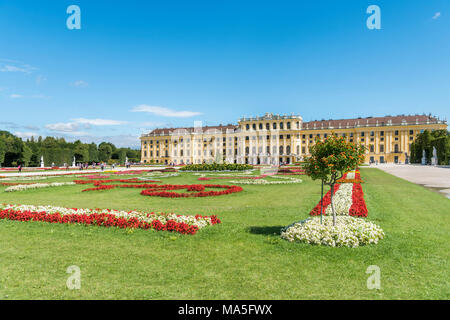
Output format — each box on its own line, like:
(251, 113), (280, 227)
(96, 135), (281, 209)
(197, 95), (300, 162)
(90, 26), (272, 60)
(71, 80), (88, 87)
(71, 118), (128, 126)
(0, 61), (36, 73)
(432, 12), (441, 20)
(15, 132), (40, 139)
(10, 94), (23, 99)
(131, 104), (202, 118)
(45, 122), (80, 133)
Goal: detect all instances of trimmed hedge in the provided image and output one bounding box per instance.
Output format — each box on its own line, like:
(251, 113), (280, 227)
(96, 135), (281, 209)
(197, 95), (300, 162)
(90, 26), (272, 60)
(179, 163), (253, 171)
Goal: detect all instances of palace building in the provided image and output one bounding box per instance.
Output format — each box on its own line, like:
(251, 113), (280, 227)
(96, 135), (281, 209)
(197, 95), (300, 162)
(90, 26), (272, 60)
(140, 113), (447, 165)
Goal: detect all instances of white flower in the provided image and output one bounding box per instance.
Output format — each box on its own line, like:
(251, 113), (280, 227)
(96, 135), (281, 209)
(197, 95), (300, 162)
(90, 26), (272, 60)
(4, 182), (75, 192)
(281, 216), (384, 247)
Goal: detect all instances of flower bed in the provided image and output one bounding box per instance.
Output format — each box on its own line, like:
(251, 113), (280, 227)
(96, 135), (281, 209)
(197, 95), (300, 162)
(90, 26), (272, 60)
(229, 176), (302, 185)
(309, 171), (368, 218)
(74, 178), (243, 198)
(0, 176), (49, 181)
(179, 163), (253, 171)
(281, 216), (384, 247)
(4, 182), (76, 192)
(0, 204), (221, 235)
(140, 184), (243, 198)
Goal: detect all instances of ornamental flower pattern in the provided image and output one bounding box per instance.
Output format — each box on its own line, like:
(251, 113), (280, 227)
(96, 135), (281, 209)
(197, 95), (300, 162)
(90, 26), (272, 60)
(309, 171), (368, 218)
(0, 204), (221, 235)
(73, 178), (243, 198)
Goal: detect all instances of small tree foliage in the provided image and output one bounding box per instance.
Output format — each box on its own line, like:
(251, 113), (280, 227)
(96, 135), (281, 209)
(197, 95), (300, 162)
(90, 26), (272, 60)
(304, 134), (365, 225)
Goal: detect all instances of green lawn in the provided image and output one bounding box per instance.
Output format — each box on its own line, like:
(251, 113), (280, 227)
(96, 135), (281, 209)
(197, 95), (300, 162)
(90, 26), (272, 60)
(0, 168), (449, 299)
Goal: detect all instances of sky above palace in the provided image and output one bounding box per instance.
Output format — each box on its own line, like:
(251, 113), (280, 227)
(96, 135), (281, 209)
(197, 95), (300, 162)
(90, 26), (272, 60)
(0, 0), (449, 148)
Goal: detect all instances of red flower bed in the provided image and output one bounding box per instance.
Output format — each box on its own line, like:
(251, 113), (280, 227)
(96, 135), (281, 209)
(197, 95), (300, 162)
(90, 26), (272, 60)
(0, 208), (202, 235)
(74, 178), (243, 198)
(349, 183), (368, 217)
(309, 184), (341, 216)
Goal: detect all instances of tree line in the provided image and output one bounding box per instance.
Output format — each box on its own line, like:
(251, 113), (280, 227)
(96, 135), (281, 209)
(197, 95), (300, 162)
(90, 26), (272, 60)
(0, 130), (141, 167)
(410, 129), (449, 165)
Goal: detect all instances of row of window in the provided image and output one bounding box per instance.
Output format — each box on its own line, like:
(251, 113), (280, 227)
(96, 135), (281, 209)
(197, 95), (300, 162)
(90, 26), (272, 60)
(244, 121), (300, 131)
(143, 129), (419, 146)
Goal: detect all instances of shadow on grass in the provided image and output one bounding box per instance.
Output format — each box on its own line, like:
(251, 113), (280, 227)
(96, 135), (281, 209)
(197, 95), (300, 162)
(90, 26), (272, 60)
(248, 226), (284, 236)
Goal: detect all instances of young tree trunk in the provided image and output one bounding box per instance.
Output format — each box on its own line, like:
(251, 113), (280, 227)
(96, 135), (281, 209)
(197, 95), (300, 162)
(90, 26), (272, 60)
(330, 183), (336, 226)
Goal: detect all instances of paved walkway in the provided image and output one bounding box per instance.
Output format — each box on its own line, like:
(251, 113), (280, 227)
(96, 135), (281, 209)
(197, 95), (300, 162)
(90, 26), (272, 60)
(369, 163), (450, 198)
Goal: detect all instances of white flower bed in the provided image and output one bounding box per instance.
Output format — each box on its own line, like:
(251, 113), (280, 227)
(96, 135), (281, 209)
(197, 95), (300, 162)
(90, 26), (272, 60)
(0, 176), (48, 181)
(4, 182), (75, 192)
(325, 183), (353, 215)
(0, 204), (216, 229)
(229, 175), (302, 185)
(281, 216), (384, 247)
(140, 172), (179, 179)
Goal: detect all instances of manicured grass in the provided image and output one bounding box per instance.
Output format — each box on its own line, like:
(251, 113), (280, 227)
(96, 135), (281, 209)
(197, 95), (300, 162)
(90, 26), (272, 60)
(0, 169), (449, 299)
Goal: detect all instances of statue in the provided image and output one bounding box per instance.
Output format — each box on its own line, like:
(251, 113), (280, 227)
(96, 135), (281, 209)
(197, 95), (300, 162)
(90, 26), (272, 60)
(40, 156), (44, 168)
(421, 149), (426, 165)
(72, 156), (76, 167)
(431, 147), (438, 165)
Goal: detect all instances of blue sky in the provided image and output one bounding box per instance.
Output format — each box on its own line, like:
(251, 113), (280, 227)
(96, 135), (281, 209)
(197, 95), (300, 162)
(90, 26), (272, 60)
(0, 0), (449, 148)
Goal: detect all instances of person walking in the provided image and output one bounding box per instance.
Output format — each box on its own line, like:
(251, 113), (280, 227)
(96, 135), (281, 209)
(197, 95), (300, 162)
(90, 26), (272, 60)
(18, 164), (22, 173)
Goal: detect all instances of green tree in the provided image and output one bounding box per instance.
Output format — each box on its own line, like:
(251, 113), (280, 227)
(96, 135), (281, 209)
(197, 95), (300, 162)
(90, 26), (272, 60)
(304, 135), (365, 225)
(98, 142), (113, 162)
(88, 143), (99, 162)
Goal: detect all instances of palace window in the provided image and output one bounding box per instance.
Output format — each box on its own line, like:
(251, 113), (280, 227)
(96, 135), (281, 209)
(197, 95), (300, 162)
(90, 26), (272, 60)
(370, 145), (374, 152)
(280, 122), (284, 129)
(287, 134), (291, 139)
(380, 145), (384, 152)
(380, 131), (384, 136)
(370, 131), (374, 136)
(287, 122), (291, 129)
(409, 130), (414, 135)
(266, 123), (270, 130)
(246, 124), (250, 131)
(253, 124), (256, 130)
(273, 123), (277, 130)
(361, 132), (365, 137)
(395, 130), (399, 135)
(259, 123), (263, 130)
(280, 135), (284, 139)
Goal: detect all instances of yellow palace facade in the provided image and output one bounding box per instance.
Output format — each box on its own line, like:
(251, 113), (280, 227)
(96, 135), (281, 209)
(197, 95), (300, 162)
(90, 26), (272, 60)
(140, 113), (447, 165)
